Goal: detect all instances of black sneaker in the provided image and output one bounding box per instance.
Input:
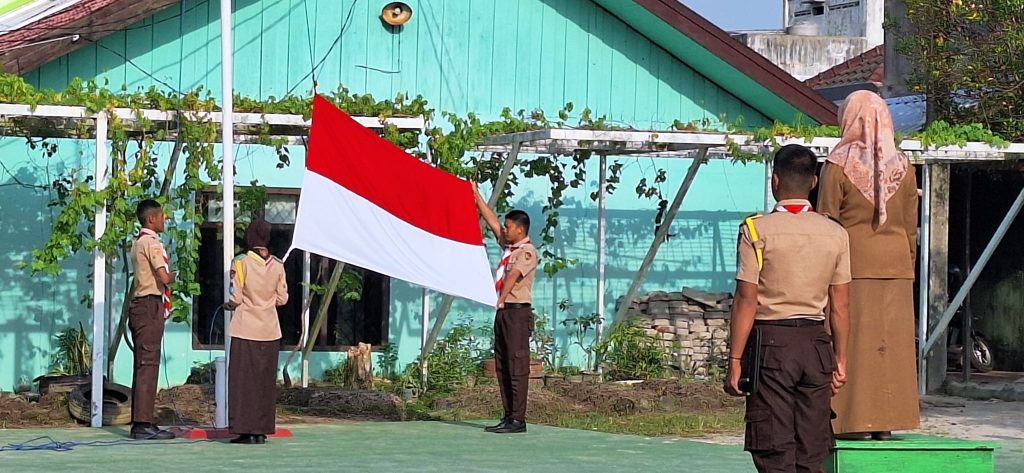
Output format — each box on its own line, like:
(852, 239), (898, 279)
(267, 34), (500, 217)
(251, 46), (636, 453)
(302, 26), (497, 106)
(130, 424), (175, 440)
(484, 418), (510, 433)
(231, 434), (263, 444)
(493, 420), (527, 434)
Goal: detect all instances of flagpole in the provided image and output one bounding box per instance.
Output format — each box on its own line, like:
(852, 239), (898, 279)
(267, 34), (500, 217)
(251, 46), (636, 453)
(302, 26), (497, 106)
(216, 0), (234, 429)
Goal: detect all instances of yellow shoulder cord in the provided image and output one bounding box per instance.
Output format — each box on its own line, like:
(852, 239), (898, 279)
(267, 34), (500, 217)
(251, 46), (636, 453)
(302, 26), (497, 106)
(744, 215), (763, 271)
(233, 259), (246, 289)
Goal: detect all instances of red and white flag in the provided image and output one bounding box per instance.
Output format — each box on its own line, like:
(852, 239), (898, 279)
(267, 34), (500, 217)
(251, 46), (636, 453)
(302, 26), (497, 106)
(288, 95), (497, 307)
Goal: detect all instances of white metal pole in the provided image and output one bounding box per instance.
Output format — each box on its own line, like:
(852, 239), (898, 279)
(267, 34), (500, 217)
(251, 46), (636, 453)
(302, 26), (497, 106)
(917, 165), (930, 395)
(301, 251), (311, 388)
(421, 288), (429, 385)
(596, 154), (607, 346)
(90, 111), (108, 429)
(217, 0), (235, 428)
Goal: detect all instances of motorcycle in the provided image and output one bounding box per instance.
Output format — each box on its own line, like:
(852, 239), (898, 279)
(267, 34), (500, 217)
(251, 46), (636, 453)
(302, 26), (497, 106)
(946, 265), (996, 372)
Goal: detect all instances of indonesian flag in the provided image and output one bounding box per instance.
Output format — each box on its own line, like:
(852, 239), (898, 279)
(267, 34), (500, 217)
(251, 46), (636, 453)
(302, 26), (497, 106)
(288, 95), (497, 307)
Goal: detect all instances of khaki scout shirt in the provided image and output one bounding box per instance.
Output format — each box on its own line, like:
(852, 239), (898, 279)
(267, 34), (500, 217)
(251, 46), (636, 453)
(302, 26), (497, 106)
(132, 228), (169, 298)
(735, 199), (852, 321)
(228, 252), (289, 341)
(504, 239), (539, 304)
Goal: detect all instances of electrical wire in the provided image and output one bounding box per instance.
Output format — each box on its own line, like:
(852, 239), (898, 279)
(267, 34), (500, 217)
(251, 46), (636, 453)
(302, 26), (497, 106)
(283, 0), (360, 97)
(0, 436), (212, 452)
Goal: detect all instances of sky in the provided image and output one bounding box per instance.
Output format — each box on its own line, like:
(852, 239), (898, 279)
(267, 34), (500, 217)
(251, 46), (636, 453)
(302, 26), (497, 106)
(680, 0), (783, 32)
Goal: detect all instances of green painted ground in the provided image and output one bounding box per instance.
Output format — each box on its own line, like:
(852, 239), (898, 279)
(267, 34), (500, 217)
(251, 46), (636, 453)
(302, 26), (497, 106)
(0, 422), (754, 473)
(2, 422), (1021, 472)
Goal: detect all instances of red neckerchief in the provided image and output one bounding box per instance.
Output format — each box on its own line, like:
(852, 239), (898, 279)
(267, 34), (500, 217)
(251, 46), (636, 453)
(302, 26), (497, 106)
(773, 202), (813, 214)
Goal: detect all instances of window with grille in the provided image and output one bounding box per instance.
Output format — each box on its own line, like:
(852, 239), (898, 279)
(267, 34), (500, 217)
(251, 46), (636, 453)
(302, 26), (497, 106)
(191, 188), (389, 350)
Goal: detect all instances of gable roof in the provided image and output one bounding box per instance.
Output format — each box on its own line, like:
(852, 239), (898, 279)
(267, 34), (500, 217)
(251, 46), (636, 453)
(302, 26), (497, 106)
(0, 0), (177, 75)
(2, 0), (839, 126)
(591, 0), (838, 125)
(806, 45), (884, 90)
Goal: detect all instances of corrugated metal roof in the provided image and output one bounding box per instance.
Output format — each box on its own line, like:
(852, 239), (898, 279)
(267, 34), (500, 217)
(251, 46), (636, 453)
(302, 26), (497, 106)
(831, 94), (927, 133)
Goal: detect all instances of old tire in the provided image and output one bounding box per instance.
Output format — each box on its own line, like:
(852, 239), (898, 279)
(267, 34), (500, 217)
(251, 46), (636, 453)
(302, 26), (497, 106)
(68, 382), (132, 426)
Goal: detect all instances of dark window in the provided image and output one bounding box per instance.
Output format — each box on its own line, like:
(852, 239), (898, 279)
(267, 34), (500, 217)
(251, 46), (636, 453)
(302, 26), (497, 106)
(192, 188), (389, 350)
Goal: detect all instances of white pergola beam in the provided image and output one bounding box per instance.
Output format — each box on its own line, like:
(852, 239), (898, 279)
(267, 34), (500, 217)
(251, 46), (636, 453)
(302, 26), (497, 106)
(0, 103), (426, 130)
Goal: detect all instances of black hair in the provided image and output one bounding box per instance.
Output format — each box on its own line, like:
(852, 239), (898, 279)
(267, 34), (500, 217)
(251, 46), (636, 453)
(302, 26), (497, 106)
(772, 144), (818, 193)
(504, 210), (530, 233)
(136, 199), (162, 225)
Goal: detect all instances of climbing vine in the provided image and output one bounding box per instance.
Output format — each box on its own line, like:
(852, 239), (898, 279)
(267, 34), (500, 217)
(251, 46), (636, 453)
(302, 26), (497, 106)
(5, 71), (1015, 350)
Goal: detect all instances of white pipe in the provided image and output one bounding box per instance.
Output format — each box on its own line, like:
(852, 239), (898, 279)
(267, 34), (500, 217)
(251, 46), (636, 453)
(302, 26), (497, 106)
(90, 111), (108, 428)
(596, 154), (607, 346)
(214, 356), (227, 427)
(421, 288), (429, 385)
(917, 165), (930, 395)
(301, 251), (311, 388)
(218, 0), (235, 426)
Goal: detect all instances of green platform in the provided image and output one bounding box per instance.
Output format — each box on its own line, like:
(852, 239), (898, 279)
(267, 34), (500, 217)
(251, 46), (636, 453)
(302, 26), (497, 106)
(827, 435), (1000, 473)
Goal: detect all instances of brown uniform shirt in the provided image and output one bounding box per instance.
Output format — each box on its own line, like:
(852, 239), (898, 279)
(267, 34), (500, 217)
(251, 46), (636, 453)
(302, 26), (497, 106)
(132, 229), (169, 298)
(504, 240), (539, 304)
(228, 252), (289, 341)
(817, 162), (919, 279)
(735, 199), (852, 321)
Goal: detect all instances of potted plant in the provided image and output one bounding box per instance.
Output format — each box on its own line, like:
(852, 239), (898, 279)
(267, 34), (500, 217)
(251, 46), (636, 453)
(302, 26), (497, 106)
(559, 302), (600, 378)
(559, 366), (583, 383)
(35, 322), (95, 395)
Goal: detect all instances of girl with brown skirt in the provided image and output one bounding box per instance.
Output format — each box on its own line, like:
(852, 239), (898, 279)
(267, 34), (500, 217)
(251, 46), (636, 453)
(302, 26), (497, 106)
(817, 91), (921, 440)
(225, 219), (289, 445)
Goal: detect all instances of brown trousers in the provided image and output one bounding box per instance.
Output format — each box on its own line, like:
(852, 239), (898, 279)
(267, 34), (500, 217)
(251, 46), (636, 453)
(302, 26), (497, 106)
(229, 337), (279, 435)
(493, 306), (534, 422)
(745, 323), (835, 473)
(128, 295), (165, 425)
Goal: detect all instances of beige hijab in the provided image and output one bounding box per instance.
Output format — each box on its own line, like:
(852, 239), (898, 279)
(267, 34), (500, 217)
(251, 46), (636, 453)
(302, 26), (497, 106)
(826, 90), (909, 227)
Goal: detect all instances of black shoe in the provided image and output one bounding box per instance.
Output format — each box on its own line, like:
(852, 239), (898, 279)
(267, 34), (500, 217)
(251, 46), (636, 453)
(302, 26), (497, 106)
(130, 424), (175, 440)
(871, 431), (893, 441)
(493, 420), (527, 434)
(255, 435), (267, 444)
(231, 434), (260, 444)
(484, 418), (510, 433)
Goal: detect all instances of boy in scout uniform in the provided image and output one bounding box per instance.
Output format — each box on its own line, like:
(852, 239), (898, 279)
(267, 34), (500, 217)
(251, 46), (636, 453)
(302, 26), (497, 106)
(472, 183), (538, 434)
(128, 199), (176, 440)
(725, 144), (851, 473)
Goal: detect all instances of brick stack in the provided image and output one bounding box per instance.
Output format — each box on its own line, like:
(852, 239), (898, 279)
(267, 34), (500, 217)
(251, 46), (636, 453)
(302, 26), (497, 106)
(618, 288), (733, 376)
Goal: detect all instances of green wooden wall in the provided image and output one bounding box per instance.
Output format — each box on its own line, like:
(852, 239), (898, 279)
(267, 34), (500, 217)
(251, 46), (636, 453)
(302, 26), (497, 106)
(2, 0), (780, 389)
(25, 0), (770, 128)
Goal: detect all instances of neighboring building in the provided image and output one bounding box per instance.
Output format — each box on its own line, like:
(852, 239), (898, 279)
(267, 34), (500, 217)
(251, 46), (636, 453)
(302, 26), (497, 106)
(734, 0), (883, 81)
(0, 0), (837, 390)
(806, 45), (926, 132)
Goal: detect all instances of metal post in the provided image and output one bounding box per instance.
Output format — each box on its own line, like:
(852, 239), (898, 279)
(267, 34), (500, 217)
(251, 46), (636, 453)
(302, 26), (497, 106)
(612, 148), (707, 323)
(918, 165), (931, 395)
(90, 111), (108, 428)
(596, 154), (607, 343)
(963, 171), (972, 382)
(421, 141), (521, 361)
(922, 182), (1024, 356)
(763, 149), (775, 213)
(217, 0), (235, 428)
(421, 288), (430, 385)
(301, 251), (311, 388)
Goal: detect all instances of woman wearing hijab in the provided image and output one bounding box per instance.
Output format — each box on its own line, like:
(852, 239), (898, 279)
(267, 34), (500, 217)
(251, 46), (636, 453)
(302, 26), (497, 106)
(818, 90), (920, 440)
(225, 219), (289, 445)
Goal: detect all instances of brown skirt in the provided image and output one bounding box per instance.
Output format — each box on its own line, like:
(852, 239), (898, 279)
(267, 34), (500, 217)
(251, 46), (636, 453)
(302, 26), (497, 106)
(229, 337), (279, 435)
(832, 279), (920, 433)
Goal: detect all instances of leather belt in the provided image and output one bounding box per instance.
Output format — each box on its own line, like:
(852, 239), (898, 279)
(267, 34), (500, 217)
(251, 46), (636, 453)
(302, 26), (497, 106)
(755, 319), (824, 327)
(503, 303), (532, 309)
